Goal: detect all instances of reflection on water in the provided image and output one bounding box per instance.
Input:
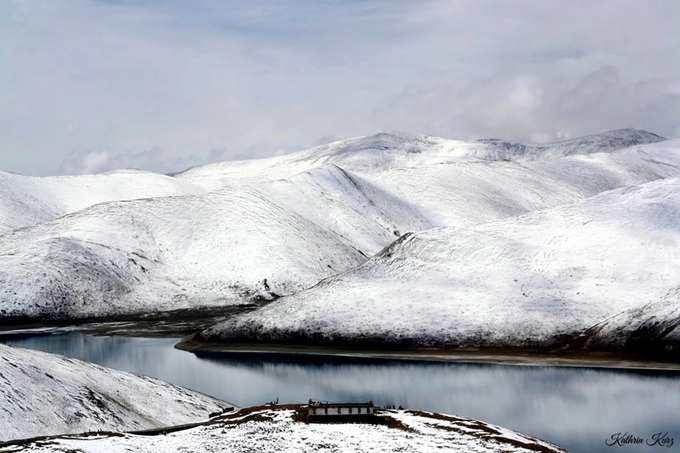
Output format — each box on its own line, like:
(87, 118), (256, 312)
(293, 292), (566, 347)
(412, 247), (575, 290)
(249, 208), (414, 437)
(2, 334), (679, 453)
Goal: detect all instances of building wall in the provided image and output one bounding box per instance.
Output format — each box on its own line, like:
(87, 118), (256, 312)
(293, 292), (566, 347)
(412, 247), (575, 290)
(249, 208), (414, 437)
(310, 406), (374, 416)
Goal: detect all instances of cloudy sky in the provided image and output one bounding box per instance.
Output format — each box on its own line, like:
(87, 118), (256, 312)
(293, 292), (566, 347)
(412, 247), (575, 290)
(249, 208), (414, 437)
(2, 0), (679, 176)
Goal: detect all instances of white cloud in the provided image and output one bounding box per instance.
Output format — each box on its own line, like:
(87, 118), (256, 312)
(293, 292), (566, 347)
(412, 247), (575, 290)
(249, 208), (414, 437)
(1, 0), (679, 175)
(80, 151), (111, 175)
(57, 146), (230, 175)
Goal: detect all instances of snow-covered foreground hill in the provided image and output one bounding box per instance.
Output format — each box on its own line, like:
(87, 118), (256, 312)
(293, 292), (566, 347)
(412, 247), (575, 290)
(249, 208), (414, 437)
(1, 128), (679, 323)
(0, 344), (233, 441)
(197, 177), (680, 357)
(0, 405), (566, 453)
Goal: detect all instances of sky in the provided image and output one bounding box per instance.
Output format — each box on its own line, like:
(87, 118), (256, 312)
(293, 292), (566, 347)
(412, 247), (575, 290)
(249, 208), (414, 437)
(1, 0), (679, 176)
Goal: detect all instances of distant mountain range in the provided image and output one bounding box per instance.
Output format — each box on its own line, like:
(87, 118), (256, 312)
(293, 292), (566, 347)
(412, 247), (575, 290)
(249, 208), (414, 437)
(1, 128), (678, 358)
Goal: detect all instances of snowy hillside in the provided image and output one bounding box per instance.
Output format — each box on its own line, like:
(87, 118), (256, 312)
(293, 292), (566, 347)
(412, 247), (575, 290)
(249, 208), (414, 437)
(474, 128), (665, 161)
(0, 344), (233, 441)
(176, 128), (665, 187)
(197, 177), (680, 353)
(2, 129), (678, 323)
(0, 184), (368, 320)
(0, 169), (202, 233)
(180, 129), (679, 227)
(0, 405), (566, 453)
(362, 138), (680, 226)
(577, 288), (680, 359)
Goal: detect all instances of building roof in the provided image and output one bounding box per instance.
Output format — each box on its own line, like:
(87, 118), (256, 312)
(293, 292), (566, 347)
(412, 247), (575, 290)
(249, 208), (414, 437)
(308, 401), (373, 408)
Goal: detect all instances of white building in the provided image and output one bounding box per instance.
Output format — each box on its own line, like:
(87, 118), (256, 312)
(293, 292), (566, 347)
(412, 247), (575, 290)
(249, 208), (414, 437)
(307, 400), (376, 422)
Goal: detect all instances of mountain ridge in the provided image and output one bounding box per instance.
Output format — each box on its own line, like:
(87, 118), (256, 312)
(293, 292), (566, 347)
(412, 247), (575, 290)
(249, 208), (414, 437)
(196, 177), (680, 355)
(1, 130), (678, 345)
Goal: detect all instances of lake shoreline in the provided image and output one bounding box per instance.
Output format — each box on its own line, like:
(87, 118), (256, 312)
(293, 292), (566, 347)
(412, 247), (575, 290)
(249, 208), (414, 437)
(175, 339), (680, 371)
(0, 305), (261, 338)
(3, 315), (678, 371)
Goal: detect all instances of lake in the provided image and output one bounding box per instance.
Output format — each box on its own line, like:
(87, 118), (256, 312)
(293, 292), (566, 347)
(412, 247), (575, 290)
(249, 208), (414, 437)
(2, 333), (679, 453)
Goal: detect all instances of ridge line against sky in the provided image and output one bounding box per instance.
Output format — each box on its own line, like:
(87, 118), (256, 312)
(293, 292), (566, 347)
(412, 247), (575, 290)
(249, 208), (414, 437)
(1, 0), (679, 176)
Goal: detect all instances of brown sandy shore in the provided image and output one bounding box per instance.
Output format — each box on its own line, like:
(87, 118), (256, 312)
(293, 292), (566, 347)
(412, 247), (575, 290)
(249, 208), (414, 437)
(175, 339), (680, 371)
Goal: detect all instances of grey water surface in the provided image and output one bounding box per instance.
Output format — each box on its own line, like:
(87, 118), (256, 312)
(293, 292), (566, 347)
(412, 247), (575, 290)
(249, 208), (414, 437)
(2, 333), (678, 453)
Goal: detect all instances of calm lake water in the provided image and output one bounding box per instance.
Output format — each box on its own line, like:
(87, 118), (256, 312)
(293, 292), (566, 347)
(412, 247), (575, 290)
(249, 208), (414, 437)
(2, 333), (679, 453)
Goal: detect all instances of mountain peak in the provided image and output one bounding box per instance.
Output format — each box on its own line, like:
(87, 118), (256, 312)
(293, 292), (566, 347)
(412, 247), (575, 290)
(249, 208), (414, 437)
(474, 128), (666, 161)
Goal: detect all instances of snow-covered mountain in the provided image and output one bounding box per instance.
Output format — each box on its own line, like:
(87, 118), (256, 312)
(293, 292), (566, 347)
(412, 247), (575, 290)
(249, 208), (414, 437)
(474, 128), (665, 161)
(0, 184), (368, 320)
(0, 405), (566, 453)
(0, 344), (233, 441)
(1, 129), (678, 324)
(0, 169), (203, 233)
(175, 128), (665, 186)
(196, 177), (680, 355)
